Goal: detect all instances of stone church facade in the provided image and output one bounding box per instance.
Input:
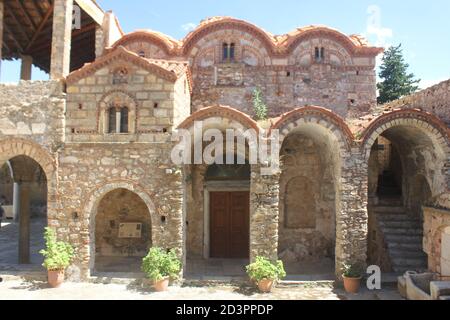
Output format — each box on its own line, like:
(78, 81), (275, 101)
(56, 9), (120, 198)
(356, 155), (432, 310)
(1, 1), (449, 281)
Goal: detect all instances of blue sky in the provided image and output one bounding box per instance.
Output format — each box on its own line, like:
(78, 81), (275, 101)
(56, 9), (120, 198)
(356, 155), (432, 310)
(2, 0), (449, 88)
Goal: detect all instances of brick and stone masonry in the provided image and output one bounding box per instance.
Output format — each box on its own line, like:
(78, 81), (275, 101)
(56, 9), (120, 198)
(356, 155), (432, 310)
(0, 15), (449, 280)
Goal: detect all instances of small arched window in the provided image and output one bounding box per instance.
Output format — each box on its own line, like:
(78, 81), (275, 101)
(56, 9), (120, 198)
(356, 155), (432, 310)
(229, 43), (235, 61)
(108, 107), (117, 133)
(222, 43), (229, 61)
(108, 106), (129, 134)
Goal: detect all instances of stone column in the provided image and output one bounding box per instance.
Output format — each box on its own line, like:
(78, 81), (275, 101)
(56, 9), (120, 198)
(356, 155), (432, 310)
(95, 25), (104, 58)
(13, 182), (20, 222)
(20, 55), (33, 81)
(335, 149), (369, 278)
(18, 182), (31, 264)
(250, 164), (280, 262)
(50, 0), (73, 79)
(0, 0), (4, 78)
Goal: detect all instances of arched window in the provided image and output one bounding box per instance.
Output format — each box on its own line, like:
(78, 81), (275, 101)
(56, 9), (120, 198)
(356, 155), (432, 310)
(229, 43), (235, 61)
(108, 107), (117, 133)
(222, 43), (229, 61)
(222, 43), (236, 62)
(108, 106), (129, 134)
(120, 107), (129, 133)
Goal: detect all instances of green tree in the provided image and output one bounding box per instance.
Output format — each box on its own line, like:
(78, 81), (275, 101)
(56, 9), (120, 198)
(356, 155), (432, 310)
(252, 87), (268, 121)
(377, 44), (420, 104)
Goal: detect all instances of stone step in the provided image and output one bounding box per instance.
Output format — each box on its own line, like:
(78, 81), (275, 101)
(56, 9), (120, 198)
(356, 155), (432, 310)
(377, 214), (419, 222)
(384, 234), (423, 243)
(374, 206), (406, 213)
(389, 249), (427, 259)
(379, 220), (421, 229)
(393, 266), (428, 274)
(391, 257), (427, 269)
(378, 198), (403, 206)
(381, 227), (423, 236)
(387, 242), (423, 251)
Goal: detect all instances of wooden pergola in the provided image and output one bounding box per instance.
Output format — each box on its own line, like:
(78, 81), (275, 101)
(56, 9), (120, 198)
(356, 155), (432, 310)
(1, 0), (103, 75)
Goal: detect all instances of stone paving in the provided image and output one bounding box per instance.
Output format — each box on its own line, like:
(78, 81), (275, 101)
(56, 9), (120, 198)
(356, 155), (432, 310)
(0, 278), (403, 300)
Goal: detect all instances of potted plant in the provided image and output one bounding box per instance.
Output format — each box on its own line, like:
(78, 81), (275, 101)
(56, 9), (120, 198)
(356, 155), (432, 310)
(342, 263), (363, 294)
(246, 256), (286, 293)
(141, 247), (181, 292)
(39, 227), (74, 288)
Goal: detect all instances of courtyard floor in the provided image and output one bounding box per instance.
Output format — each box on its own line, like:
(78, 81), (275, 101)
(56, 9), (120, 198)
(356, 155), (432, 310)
(0, 278), (403, 300)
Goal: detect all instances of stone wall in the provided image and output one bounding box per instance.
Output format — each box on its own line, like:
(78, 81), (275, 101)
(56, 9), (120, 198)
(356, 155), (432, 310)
(423, 207), (450, 279)
(0, 81), (65, 150)
(57, 142), (184, 279)
(66, 62), (184, 142)
(384, 79), (450, 125)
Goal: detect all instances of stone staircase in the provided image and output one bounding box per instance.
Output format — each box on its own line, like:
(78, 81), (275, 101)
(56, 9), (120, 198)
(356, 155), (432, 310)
(374, 171), (428, 273)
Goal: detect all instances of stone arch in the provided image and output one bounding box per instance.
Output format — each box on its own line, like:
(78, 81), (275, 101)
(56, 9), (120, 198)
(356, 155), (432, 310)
(273, 107), (352, 274)
(360, 109), (450, 197)
(271, 106), (354, 151)
(98, 90), (138, 134)
(112, 31), (178, 57)
(83, 180), (158, 273)
(178, 105), (261, 134)
(181, 17), (276, 57)
(284, 27), (383, 56)
(0, 138), (57, 222)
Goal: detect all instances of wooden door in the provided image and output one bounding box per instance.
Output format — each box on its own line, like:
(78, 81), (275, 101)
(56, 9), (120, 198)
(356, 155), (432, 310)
(210, 192), (249, 258)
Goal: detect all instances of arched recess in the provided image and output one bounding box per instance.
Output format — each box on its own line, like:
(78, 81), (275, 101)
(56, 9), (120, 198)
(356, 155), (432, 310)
(0, 138), (56, 266)
(83, 181), (157, 274)
(177, 106), (259, 276)
(361, 109), (450, 273)
(98, 90), (138, 134)
(271, 106), (353, 276)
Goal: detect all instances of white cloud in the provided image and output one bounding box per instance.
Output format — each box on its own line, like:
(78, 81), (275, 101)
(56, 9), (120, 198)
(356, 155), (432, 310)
(181, 23), (196, 32)
(419, 78), (446, 90)
(366, 5), (393, 48)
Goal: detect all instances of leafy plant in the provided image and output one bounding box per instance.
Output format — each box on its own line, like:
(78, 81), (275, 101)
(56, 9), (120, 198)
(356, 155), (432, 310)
(342, 263), (363, 278)
(141, 247), (181, 281)
(246, 256), (286, 282)
(40, 228), (74, 271)
(252, 87), (268, 121)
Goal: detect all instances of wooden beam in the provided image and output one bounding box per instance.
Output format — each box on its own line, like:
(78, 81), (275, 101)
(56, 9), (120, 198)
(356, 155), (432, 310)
(25, 3), (54, 53)
(3, 23), (24, 53)
(74, 0), (104, 25)
(30, 0), (45, 18)
(15, 0), (37, 31)
(4, 3), (31, 43)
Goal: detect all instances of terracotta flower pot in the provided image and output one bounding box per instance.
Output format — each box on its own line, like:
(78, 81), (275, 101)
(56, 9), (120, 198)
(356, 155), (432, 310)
(48, 269), (65, 288)
(154, 278), (170, 292)
(258, 279), (274, 293)
(343, 276), (362, 294)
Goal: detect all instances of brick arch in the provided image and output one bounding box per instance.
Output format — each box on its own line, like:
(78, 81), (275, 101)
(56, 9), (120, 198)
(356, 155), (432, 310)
(284, 27), (383, 56)
(112, 31), (179, 56)
(0, 138), (57, 224)
(84, 180), (159, 273)
(270, 106), (355, 150)
(97, 90), (138, 134)
(181, 17), (277, 56)
(360, 109), (450, 158)
(178, 105), (261, 133)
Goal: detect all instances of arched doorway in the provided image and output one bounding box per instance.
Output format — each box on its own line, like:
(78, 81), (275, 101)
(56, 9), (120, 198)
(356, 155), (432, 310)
(93, 188), (152, 273)
(365, 115), (447, 273)
(0, 155), (47, 269)
(205, 163), (251, 259)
